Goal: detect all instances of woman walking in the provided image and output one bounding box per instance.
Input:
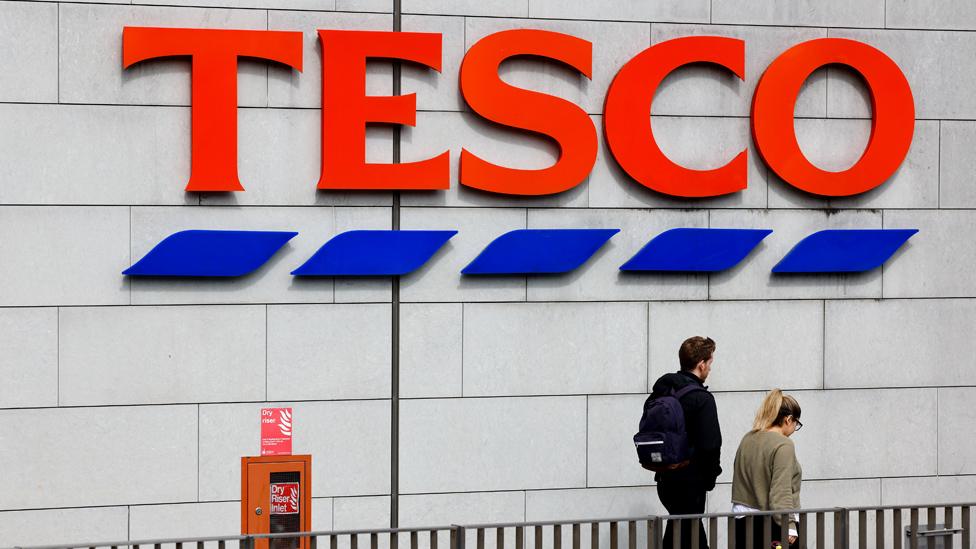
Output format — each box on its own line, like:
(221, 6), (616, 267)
(731, 389), (803, 549)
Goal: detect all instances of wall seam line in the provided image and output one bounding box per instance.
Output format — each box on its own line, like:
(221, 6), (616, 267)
(56, 307), (60, 407)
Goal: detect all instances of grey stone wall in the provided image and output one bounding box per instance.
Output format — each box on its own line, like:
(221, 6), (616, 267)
(0, 0), (974, 544)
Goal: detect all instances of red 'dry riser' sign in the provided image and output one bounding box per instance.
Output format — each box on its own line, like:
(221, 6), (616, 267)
(270, 482), (300, 515)
(260, 407), (292, 456)
(122, 29), (914, 199)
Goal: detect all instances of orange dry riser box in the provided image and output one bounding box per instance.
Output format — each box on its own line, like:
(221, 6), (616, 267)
(242, 455), (312, 549)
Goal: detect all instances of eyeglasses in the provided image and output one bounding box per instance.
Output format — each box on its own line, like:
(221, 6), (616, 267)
(793, 418), (803, 431)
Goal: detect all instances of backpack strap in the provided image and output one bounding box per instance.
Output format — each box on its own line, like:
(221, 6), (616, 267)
(671, 384), (705, 400)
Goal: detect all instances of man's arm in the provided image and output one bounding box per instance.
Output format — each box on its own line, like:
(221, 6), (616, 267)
(691, 393), (723, 489)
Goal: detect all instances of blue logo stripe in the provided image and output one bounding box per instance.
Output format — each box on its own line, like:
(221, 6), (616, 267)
(620, 228), (772, 272)
(123, 230), (297, 277)
(772, 229), (919, 273)
(462, 229), (619, 275)
(291, 230), (457, 276)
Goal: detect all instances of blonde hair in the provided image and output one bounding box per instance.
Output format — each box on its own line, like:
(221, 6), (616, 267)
(751, 389), (802, 432)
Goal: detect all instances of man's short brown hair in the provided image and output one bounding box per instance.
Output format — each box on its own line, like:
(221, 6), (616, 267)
(678, 336), (716, 371)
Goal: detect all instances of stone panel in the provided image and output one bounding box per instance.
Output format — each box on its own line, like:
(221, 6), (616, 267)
(528, 0), (708, 23)
(60, 305), (266, 406)
(0, 1), (57, 103)
(199, 400), (390, 500)
(0, 206), (130, 306)
(59, 3), (268, 106)
(883, 210), (976, 298)
(708, 209), (883, 300)
(399, 491), (525, 526)
(586, 394), (654, 488)
(711, 0), (884, 27)
(129, 206), (336, 305)
(0, 104), (192, 205)
(588, 116), (769, 209)
(940, 121), (976, 208)
(268, 11), (393, 109)
(526, 208), (708, 301)
(463, 303), (647, 396)
(525, 486), (665, 520)
(136, 0), (335, 8)
(825, 299), (976, 388)
(649, 300), (823, 393)
(399, 207), (526, 303)
(651, 25), (827, 118)
(0, 308), (58, 408)
(199, 109), (393, 207)
(0, 507), (128, 547)
(887, 0), (976, 30)
(400, 303), (463, 398)
(399, 111), (587, 208)
(400, 397), (585, 493)
(402, 15), (465, 113)
(938, 388), (976, 475)
(267, 304), (392, 401)
(715, 389), (937, 484)
(768, 119), (939, 210)
(333, 496), (392, 529)
(881, 475), (976, 505)
(0, 405), (197, 509)
(828, 29), (976, 120)
(403, 0), (528, 17)
(464, 17), (650, 115)
(128, 501), (240, 540)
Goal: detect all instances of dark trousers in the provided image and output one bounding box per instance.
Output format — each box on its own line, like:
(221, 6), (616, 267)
(733, 517), (797, 549)
(657, 481), (708, 549)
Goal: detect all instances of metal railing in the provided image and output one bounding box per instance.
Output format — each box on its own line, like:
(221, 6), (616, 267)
(6, 502), (973, 549)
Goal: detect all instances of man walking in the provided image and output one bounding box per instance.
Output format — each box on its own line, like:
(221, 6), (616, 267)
(650, 336), (722, 549)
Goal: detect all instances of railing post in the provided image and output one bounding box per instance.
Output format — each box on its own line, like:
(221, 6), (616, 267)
(454, 526), (466, 549)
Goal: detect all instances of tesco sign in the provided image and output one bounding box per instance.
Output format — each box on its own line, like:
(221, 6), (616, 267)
(122, 28), (914, 199)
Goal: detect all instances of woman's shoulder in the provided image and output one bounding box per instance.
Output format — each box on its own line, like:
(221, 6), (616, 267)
(740, 429), (793, 448)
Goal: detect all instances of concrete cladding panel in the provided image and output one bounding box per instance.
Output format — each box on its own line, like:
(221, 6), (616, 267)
(0, 405), (197, 510)
(199, 400), (390, 500)
(0, 207), (130, 307)
(403, 0), (527, 17)
(59, 305), (266, 406)
(585, 394), (653, 488)
(0, 104), (193, 205)
(887, 0), (976, 30)
(938, 388), (976, 475)
(0, 308), (58, 408)
(399, 491), (525, 526)
(400, 397), (586, 493)
(711, 0), (884, 27)
(881, 475), (976, 505)
(399, 303), (463, 398)
(526, 208), (708, 301)
(527, 0), (708, 23)
(199, 108), (393, 207)
(268, 10), (393, 109)
(939, 121), (976, 208)
(399, 207), (527, 302)
(525, 486), (666, 521)
(649, 300), (824, 393)
(333, 496), (391, 529)
(708, 209), (883, 300)
(768, 119), (939, 210)
(651, 24), (827, 118)
(463, 303), (646, 396)
(715, 389), (937, 483)
(128, 501), (240, 541)
(59, 3), (268, 107)
(463, 17), (650, 116)
(587, 116), (769, 209)
(825, 299), (976, 388)
(828, 28), (976, 120)
(0, 507), (128, 547)
(0, 1), (57, 103)
(883, 210), (976, 298)
(267, 304), (392, 401)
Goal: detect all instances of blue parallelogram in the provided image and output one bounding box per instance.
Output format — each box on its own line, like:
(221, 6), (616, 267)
(123, 230), (297, 277)
(462, 228), (619, 275)
(620, 228), (772, 272)
(772, 228), (918, 273)
(291, 230), (457, 276)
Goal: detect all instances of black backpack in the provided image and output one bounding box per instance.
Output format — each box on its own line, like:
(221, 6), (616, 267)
(633, 384), (704, 472)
